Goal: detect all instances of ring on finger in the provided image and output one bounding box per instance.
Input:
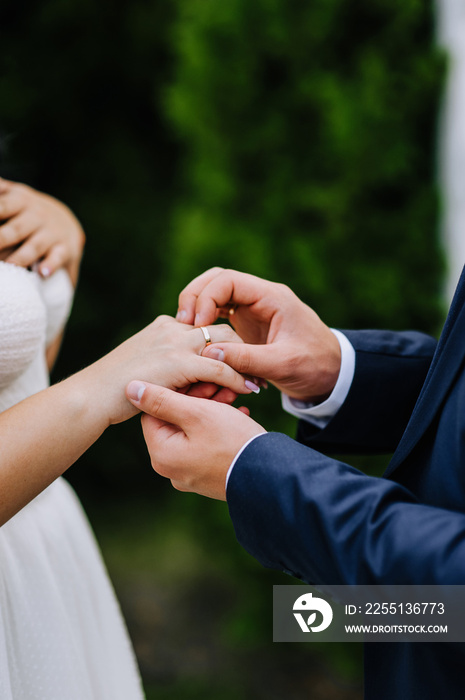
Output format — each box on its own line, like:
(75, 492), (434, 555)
(199, 326), (212, 347)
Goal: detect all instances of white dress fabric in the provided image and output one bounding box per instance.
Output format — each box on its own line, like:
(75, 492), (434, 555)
(0, 262), (145, 700)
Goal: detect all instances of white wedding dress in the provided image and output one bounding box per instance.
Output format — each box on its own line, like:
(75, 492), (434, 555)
(0, 262), (145, 699)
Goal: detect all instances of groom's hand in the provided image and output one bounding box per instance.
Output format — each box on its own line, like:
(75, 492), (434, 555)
(126, 381), (266, 500)
(177, 268), (341, 403)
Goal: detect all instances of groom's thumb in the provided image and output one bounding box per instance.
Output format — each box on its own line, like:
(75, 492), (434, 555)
(126, 381), (195, 426)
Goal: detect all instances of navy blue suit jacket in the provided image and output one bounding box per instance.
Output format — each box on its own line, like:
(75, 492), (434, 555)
(227, 267), (465, 699)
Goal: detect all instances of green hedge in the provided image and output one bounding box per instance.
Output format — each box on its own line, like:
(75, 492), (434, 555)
(165, 0), (446, 332)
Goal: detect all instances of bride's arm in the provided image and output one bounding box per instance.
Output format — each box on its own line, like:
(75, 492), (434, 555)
(0, 316), (257, 526)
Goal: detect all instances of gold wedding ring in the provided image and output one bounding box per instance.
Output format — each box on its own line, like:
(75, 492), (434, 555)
(199, 326), (212, 346)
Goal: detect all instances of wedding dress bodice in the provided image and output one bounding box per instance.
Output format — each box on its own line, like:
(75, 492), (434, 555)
(0, 261), (73, 410)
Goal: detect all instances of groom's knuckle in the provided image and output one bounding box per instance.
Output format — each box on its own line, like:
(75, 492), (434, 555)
(153, 454), (172, 478)
(155, 463), (171, 479)
(146, 389), (168, 416)
(155, 314), (172, 327)
(186, 407), (203, 428)
(149, 454), (160, 472)
(280, 355), (294, 378)
(156, 463), (170, 478)
(275, 281), (290, 295)
(178, 289), (190, 303)
(171, 480), (188, 493)
(236, 352), (252, 374)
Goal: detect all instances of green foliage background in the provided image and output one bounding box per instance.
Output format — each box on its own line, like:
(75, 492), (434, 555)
(0, 0), (446, 697)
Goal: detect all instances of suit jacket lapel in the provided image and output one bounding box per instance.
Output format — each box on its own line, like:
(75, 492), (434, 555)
(384, 267), (465, 478)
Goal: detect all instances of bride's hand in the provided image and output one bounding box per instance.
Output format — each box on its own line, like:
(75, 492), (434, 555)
(74, 315), (260, 426)
(0, 178), (85, 286)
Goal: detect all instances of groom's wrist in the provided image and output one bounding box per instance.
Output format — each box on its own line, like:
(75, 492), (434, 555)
(225, 433), (269, 492)
(282, 329), (355, 429)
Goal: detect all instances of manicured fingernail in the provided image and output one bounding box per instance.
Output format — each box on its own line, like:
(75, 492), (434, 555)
(205, 347), (224, 362)
(245, 380), (260, 394)
(194, 313), (201, 327)
(176, 309), (187, 322)
(127, 380), (146, 402)
(40, 266), (51, 278)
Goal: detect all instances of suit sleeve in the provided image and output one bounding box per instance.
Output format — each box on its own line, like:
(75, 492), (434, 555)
(298, 329), (437, 454)
(227, 433), (465, 585)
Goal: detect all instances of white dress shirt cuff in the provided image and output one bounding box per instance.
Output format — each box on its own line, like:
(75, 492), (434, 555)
(225, 330), (356, 491)
(225, 433), (268, 490)
(281, 329), (355, 429)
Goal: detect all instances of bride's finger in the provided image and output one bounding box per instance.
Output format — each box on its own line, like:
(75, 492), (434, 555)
(5, 227), (55, 269)
(0, 244), (17, 262)
(192, 356), (260, 396)
(192, 323), (244, 355)
(177, 384), (192, 395)
(36, 242), (68, 278)
(0, 177), (11, 194)
(0, 210), (41, 249)
(185, 382), (220, 399)
(209, 387), (239, 405)
(0, 187), (25, 223)
(185, 383), (239, 406)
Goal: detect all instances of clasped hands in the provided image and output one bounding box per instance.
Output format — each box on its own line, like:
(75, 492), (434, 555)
(0, 184), (340, 502)
(126, 268), (342, 501)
